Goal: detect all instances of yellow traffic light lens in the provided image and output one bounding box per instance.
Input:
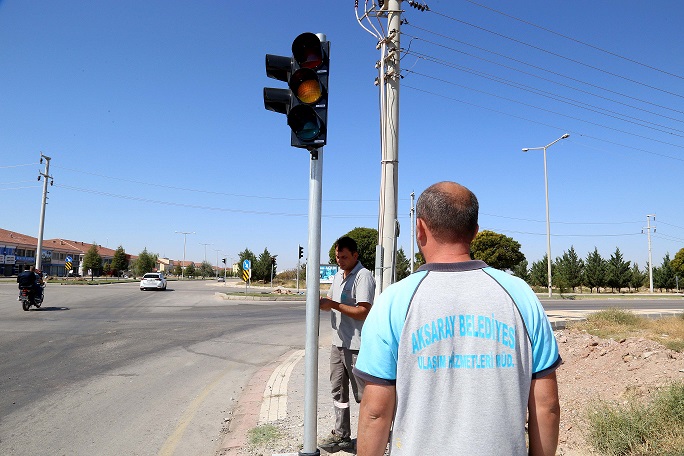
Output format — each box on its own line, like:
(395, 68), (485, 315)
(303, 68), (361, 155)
(297, 80), (322, 104)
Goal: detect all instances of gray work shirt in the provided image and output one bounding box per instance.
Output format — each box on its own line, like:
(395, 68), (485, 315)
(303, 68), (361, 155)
(327, 261), (375, 350)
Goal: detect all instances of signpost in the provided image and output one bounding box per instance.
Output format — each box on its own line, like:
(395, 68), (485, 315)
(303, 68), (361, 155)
(65, 255), (73, 275)
(242, 259), (251, 293)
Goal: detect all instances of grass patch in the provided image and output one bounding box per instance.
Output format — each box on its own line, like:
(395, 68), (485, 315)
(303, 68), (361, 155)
(587, 382), (684, 455)
(248, 424), (282, 446)
(570, 309), (684, 352)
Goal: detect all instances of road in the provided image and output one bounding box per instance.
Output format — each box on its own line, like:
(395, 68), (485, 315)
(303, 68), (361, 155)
(0, 279), (311, 456)
(0, 280), (680, 455)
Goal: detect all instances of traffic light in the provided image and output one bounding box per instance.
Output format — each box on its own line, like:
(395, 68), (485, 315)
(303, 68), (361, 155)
(271, 256), (277, 266)
(298, 245), (304, 259)
(222, 258), (226, 264)
(264, 32), (330, 150)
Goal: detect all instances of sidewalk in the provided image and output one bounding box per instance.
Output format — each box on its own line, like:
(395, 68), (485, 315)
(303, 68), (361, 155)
(218, 308), (684, 455)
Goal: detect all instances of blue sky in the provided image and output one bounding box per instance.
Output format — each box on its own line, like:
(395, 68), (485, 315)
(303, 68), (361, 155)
(1, 0), (683, 271)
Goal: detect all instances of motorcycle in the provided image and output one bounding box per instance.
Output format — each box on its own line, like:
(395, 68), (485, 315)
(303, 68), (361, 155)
(18, 285), (43, 311)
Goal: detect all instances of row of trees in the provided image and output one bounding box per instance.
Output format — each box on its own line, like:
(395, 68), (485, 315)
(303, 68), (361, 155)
(468, 230), (683, 293)
(238, 247), (278, 282)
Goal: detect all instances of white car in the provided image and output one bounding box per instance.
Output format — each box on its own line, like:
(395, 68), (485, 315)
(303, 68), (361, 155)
(140, 273), (167, 291)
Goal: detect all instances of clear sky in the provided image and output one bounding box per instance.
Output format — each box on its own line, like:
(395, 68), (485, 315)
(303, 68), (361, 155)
(1, 0), (683, 272)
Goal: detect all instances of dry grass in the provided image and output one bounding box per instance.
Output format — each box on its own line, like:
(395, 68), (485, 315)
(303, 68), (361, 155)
(571, 309), (684, 352)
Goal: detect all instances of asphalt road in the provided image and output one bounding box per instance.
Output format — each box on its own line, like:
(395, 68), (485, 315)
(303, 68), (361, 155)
(0, 279), (311, 456)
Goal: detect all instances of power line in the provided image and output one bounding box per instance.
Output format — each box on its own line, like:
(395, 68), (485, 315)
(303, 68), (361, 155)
(401, 29), (684, 121)
(460, 0), (684, 81)
(0, 163), (39, 169)
(405, 66), (684, 145)
(402, 84), (684, 163)
(426, 8), (684, 99)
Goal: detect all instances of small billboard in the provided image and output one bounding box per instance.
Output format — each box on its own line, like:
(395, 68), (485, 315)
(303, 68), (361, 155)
(320, 264), (338, 283)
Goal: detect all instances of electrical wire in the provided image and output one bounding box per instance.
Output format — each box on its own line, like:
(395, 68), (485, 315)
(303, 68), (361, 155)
(0, 163), (39, 169)
(426, 8), (684, 100)
(401, 29), (684, 121)
(460, 0), (684, 81)
(405, 66), (684, 144)
(401, 84), (684, 163)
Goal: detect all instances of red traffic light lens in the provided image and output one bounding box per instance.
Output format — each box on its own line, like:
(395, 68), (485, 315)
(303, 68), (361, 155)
(292, 32), (323, 69)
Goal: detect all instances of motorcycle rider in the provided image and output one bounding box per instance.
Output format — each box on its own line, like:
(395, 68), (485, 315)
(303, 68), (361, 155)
(17, 266), (44, 303)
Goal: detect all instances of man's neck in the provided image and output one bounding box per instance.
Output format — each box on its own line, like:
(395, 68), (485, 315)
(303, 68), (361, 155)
(342, 262), (357, 279)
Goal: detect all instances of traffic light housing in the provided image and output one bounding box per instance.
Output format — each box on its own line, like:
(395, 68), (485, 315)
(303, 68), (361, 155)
(222, 258), (226, 264)
(264, 32), (330, 150)
(298, 245), (304, 259)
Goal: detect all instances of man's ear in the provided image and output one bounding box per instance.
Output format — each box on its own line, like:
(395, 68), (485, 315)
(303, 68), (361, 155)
(416, 218), (428, 246)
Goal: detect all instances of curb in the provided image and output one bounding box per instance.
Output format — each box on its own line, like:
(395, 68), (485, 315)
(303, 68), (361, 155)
(217, 350), (302, 456)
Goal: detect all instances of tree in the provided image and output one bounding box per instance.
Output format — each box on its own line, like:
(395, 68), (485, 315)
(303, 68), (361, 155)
(512, 259), (530, 284)
(82, 243), (103, 279)
(672, 248), (684, 281)
(135, 248), (157, 276)
(395, 248), (411, 281)
(254, 249), (274, 282)
(654, 253), (677, 292)
(185, 262), (196, 278)
(583, 248), (606, 293)
(554, 246), (584, 292)
(328, 227), (378, 271)
(414, 252), (425, 270)
(606, 247), (631, 293)
(111, 245), (129, 277)
(530, 256), (550, 288)
(470, 230), (525, 271)
(199, 261), (214, 278)
(172, 264), (183, 276)
(103, 262), (112, 276)
(629, 263), (647, 292)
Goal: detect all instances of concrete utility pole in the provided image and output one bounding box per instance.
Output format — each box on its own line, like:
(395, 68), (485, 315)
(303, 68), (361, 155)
(214, 249), (221, 278)
(199, 243), (212, 263)
(375, 0), (402, 295)
(36, 153), (53, 271)
(643, 214), (656, 293)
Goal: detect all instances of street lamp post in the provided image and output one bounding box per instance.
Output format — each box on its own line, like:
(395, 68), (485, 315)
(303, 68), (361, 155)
(522, 133), (569, 298)
(175, 231), (195, 280)
(214, 249), (221, 279)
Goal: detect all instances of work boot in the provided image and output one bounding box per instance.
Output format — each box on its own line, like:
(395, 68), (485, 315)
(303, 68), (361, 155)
(319, 430), (353, 452)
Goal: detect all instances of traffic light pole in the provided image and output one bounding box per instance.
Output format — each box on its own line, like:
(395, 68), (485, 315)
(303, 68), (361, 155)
(376, 0), (402, 295)
(301, 147), (323, 456)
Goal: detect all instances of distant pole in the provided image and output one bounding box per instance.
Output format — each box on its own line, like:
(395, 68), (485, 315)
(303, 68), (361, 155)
(644, 215), (656, 293)
(296, 246), (301, 294)
(410, 191), (415, 273)
(36, 153), (52, 271)
(200, 243), (212, 263)
(175, 231), (195, 279)
(376, 0), (402, 296)
(214, 249), (221, 278)
(522, 133), (570, 298)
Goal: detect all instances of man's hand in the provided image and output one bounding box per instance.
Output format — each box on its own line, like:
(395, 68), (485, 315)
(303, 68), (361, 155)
(319, 297), (334, 311)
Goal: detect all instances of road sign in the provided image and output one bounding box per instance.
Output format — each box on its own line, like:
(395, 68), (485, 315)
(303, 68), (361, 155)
(242, 259), (251, 270)
(242, 269), (250, 282)
(65, 255), (73, 271)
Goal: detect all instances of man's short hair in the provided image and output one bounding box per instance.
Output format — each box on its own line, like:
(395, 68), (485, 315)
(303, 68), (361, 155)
(416, 182), (479, 244)
(335, 236), (358, 254)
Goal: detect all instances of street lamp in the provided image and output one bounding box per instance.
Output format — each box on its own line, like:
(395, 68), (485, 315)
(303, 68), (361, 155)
(175, 231), (195, 280)
(522, 133), (569, 298)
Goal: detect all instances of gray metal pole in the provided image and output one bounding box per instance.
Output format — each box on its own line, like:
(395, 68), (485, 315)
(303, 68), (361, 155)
(543, 146), (552, 298)
(36, 154), (52, 271)
(301, 147), (323, 456)
(377, 0), (402, 294)
(410, 191), (415, 273)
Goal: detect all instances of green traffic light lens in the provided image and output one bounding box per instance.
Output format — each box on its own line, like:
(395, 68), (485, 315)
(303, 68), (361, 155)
(288, 105), (323, 141)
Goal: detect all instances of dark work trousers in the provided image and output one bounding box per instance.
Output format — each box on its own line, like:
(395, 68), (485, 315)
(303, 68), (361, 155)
(330, 345), (365, 438)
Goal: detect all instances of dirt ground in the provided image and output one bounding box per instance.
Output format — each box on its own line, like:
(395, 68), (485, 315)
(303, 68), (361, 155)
(555, 328), (684, 455)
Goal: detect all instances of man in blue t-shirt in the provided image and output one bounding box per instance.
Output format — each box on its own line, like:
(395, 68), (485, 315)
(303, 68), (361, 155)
(354, 182), (561, 456)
